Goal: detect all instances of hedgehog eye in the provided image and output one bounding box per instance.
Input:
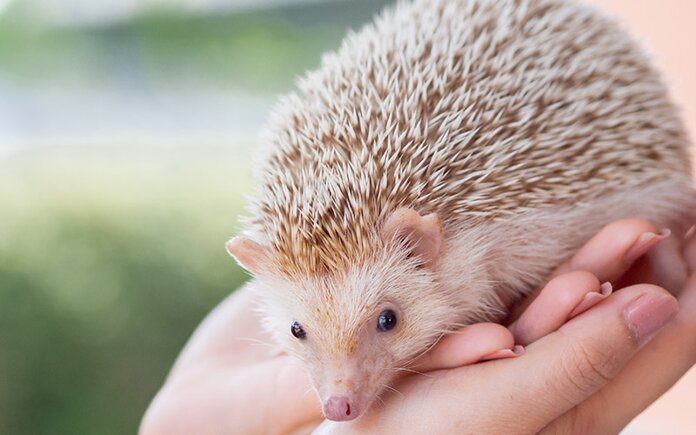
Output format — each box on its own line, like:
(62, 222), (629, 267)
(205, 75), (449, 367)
(291, 321), (307, 339)
(377, 309), (397, 332)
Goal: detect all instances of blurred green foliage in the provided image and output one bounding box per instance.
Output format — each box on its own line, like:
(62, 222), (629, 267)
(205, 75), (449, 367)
(0, 149), (251, 434)
(0, 1), (393, 433)
(0, 2), (388, 92)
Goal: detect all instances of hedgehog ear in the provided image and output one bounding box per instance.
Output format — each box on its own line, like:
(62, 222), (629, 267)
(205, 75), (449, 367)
(380, 208), (443, 268)
(225, 237), (271, 275)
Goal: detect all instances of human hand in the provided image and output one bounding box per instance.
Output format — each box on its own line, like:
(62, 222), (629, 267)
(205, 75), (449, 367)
(139, 283), (324, 435)
(315, 219), (696, 434)
(140, 219), (695, 435)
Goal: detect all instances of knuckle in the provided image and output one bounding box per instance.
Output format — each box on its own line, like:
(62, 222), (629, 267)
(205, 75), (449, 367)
(560, 339), (618, 396)
(569, 270), (601, 290)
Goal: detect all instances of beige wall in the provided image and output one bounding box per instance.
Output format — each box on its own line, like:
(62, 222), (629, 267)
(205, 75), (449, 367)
(582, 1), (696, 433)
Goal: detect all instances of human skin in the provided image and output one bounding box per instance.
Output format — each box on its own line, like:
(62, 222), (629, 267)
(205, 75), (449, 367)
(140, 219), (696, 435)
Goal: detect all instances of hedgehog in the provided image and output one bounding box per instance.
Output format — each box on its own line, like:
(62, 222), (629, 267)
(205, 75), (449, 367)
(225, 0), (694, 422)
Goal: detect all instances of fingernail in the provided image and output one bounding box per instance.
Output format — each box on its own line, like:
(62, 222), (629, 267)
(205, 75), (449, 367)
(624, 294), (678, 345)
(569, 282), (613, 318)
(624, 229), (670, 265)
(480, 345), (525, 361)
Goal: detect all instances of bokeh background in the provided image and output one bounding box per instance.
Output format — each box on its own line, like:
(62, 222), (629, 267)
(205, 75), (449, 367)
(0, 1), (693, 434)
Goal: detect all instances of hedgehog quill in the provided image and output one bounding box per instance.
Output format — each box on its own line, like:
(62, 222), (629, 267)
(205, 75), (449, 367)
(226, 0), (694, 422)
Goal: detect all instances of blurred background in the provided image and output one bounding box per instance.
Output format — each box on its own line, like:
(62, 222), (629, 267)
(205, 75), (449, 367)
(0, 0), (693, 434)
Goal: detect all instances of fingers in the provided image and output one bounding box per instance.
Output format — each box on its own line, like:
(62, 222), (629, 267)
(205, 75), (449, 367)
(509, 219), (668, 323)
(497, 283), (678, 431)
(546, 237), (696, 434)
(427, 219), (673, 373)
(411, 323), (518, 372)
(648, 235), (689, 292)
(560, 219), (666, 283)
(509, 271), (611, 345)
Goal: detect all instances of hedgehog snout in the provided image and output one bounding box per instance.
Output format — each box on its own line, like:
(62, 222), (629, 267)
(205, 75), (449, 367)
(315, 361), (373, 421)
(323, 395), (356, 421)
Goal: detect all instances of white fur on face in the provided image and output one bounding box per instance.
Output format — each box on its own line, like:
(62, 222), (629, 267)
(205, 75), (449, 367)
(255, 245), (467, 418)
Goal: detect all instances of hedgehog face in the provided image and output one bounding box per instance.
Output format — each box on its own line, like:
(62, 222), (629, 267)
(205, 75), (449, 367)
(227, 209), (461, 421)
(247, 209), (465, 421)
(268, 250), (451, 422)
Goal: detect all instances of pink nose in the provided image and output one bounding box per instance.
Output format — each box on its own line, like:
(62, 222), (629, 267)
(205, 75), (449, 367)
(323, 396), (356, 421)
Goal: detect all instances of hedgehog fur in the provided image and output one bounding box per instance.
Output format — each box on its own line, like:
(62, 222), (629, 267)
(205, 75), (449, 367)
(248, 0), (692, 276)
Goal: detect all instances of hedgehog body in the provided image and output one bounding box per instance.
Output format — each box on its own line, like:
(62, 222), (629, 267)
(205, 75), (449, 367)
(228, 0), (694, 422)
(250, 0), (691, 276)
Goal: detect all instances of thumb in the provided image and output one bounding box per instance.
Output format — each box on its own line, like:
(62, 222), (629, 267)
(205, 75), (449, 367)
(498, 284), (678, 430)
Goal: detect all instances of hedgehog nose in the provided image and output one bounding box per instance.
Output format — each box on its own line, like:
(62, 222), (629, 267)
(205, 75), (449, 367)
(323, 396), (355, 421)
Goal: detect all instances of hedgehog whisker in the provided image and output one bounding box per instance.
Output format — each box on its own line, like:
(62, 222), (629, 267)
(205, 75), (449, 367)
(235, 337), (275, 348)
(392, 367), (433, 378)
(301, 386), (315, 398)
(401, 331), (448, 368)
(431, 329), (460, 335)
(380, 383), (403, 397)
